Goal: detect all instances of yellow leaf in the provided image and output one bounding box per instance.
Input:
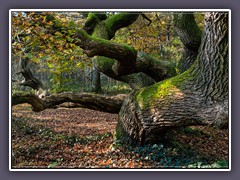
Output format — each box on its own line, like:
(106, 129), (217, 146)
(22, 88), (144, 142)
(49, 37), (54, 42)
(70, 56), (75, 61)
(17, 44), (22, 49)
(42, 16), (47, 23)
(38, 53), (43, 58)
(47, 21), (53, 25)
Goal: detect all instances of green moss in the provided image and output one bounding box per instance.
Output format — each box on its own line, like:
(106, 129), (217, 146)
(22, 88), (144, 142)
(93, 56), (115, 75)
(91, 31), (136, 53)
(136, 79), (174, 109)
(135, 67), (193, 109)
(92, 22), (109, 39)
(86, 13), (99, 25)
(118, 41), (137, 55)
(104, 13), (139, 39)
(105, 13), (128, 32)
(95, 13), (107, 21)
(78, 29), (135, 55)
(174, 13), (202, 39)
(170, 65), (193, 86)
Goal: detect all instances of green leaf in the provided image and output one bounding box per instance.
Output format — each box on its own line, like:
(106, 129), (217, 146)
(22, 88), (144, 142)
(48, 162), (58, 168)
(24, 36), (31, 42)
(47, 62), (54, 69)
(31, 57), (40, 63)
(68, 21), (75, 27)
(26, 53), (33, 59)
(76, 62), (85, 69)
(55, 31), (63, 37)
(67, 37), (74, 42)
(40, 55), (49, 61)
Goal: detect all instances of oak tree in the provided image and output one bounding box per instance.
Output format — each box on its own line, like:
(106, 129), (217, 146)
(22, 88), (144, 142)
(12, 11), (229, 145)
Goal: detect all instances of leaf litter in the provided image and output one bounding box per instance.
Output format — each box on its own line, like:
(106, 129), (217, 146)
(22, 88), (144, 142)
(11, 104), (229, 169)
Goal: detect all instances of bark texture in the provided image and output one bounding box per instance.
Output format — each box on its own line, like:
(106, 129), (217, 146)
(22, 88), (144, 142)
(174, 13), (202, 73)
(116, 12), (229, 145)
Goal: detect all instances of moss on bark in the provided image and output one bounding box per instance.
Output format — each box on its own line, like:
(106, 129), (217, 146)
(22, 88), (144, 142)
(104, 13), (139, 39)
(135, 65), (194, 109)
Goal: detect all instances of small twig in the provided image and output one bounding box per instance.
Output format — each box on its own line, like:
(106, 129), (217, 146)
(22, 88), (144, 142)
(141, 13), (152, 26)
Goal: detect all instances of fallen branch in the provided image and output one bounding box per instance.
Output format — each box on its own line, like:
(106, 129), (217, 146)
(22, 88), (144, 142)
(12, 93), (127, 114)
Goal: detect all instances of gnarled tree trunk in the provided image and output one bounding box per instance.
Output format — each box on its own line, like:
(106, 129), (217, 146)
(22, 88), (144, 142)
(115, 12), (229, 145)
(12, 12), (228, 146)
(174, 13), (202, 73)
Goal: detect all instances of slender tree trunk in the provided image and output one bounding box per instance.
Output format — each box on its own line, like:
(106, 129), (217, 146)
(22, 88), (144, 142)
(92, 68), (102, 93)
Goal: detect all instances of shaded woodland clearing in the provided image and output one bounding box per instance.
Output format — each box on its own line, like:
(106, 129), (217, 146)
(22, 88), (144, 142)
(12, 104), (228, 168)
(11, 11), (229, 169)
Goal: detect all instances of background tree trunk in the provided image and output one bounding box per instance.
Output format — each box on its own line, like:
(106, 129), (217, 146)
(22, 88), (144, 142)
(92, 68), (102, 93)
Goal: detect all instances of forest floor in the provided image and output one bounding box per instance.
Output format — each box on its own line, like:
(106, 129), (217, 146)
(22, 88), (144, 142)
(11, 104), (229, 169)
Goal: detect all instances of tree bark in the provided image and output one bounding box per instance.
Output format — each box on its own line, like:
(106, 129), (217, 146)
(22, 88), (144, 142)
(16, 55), (48, 98)
(12, 93), (126, 114)
(12, 12), (228, 146)
(174, 13), (202, 73)
(91, 68), (102, 93)
(76, 13), (176, 88)
(116, 12), (229, 145)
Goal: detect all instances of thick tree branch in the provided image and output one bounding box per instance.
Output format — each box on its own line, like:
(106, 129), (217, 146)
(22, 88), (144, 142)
(12, 94), (45, 112)
(82, 12), (107, 35)
(92, 53), (177, 90)
(76, 12), (176, 83)
(136, 52), (176, 82)
(104, 13), (140, 39)
(16, 55), (48, 98)
(174, 13), (202, 73)
(12, 93), (127, 114)
(75, 30), (137, 76)
(174, 13), (202, 51)
(76, 30), (137, 62)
